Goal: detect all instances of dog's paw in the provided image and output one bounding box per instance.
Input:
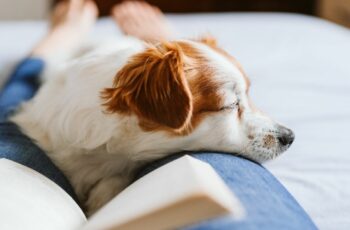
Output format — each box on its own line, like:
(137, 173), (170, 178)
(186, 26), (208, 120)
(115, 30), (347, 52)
(85, 176), (130, 216)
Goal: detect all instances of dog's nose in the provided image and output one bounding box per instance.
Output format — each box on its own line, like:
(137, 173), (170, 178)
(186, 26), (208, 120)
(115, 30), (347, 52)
(277, 127), (295, 146)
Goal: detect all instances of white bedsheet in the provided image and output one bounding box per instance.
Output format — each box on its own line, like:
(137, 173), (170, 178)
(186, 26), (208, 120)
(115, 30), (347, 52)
(1, 13), (350, 230)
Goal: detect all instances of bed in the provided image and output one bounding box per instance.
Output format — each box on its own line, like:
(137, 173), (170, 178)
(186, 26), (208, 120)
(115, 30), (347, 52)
(1, 13), (349, 229)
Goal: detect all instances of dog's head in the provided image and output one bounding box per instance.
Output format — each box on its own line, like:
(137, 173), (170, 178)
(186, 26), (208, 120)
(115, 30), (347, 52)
(102, 37), (294, 162)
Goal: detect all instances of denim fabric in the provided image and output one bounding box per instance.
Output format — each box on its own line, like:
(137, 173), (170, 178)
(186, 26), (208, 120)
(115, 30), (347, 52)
(0, 58), (43, 121)
(0, 58), (78, 202)
(136, 153), (318, 230)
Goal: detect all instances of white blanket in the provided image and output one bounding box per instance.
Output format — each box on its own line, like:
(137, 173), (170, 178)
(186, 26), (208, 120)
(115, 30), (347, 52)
(1, 13), (349, 230)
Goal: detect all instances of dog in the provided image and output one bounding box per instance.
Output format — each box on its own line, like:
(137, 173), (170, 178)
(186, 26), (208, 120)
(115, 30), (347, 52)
(11, 36), (294, 214)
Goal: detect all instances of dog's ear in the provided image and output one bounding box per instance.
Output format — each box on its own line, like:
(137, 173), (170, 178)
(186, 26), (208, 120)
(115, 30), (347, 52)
(102, 42), (192, 131)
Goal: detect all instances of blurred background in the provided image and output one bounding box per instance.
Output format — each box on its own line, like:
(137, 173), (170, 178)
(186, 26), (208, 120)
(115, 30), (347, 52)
(0, 0), (349, 28)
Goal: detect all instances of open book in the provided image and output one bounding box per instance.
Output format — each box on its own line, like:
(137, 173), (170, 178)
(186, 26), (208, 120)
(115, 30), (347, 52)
(0, 155), (244, 230)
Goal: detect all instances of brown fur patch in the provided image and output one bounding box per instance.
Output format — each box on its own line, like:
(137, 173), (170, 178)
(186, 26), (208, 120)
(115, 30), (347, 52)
(263, 134), (275, 148)
(101, 42), (193, 132)
(198, 35), (218, 48)
(175, 41), (224, 134)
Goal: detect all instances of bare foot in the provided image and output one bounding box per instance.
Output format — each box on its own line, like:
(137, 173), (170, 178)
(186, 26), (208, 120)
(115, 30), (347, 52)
(112, 1), (173, 42)
(32, 0), (98, 59)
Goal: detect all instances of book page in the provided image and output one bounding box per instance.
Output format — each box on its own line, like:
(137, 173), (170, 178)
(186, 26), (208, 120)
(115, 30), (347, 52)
(0, 159), (86, 230)
(83, 155), (244, 230)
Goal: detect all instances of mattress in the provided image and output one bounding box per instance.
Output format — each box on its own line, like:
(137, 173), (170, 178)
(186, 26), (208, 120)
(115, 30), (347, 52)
(1, 13), (350, 230)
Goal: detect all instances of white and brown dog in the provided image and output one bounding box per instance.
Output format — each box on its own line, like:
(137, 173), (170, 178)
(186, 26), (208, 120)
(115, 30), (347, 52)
(11, 37), (294, 214)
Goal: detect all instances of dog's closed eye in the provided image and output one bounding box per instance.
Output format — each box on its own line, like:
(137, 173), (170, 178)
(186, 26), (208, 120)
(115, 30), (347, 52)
(220, 100), (240, 111)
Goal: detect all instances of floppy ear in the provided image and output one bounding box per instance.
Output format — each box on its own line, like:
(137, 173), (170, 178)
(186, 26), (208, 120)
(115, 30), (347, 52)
(102, 42), (193, 131)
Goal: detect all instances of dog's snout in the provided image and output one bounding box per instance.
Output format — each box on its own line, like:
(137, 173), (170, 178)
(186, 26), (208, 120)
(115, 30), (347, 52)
(277, 127), (295, 146)
(278, 134), (294, 146)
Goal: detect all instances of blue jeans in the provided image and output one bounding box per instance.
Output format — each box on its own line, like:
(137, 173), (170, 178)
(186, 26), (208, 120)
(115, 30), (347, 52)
(137, 153), (317, 229)
(0, 58), (317, 229)
(0, 59), (77, 201)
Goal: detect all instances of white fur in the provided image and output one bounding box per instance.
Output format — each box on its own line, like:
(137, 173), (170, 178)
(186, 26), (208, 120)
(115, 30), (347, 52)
(11, 38), (292, 214)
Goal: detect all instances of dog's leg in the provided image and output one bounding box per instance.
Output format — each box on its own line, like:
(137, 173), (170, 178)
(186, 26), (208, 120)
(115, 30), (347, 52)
(85, 175), (131, 216)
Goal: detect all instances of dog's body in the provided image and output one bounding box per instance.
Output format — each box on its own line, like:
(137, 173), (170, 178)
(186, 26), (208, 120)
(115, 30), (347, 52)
(11, 37), (294, 214)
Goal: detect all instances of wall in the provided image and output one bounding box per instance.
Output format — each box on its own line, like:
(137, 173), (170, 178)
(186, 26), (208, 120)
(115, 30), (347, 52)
(0, 0), (49, 20)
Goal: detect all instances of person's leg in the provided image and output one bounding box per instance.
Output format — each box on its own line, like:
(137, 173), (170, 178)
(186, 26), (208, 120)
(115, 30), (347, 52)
(0, 0), (97, 200)
(135, 153), (318, 230)
(0, 0), (97, 120)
